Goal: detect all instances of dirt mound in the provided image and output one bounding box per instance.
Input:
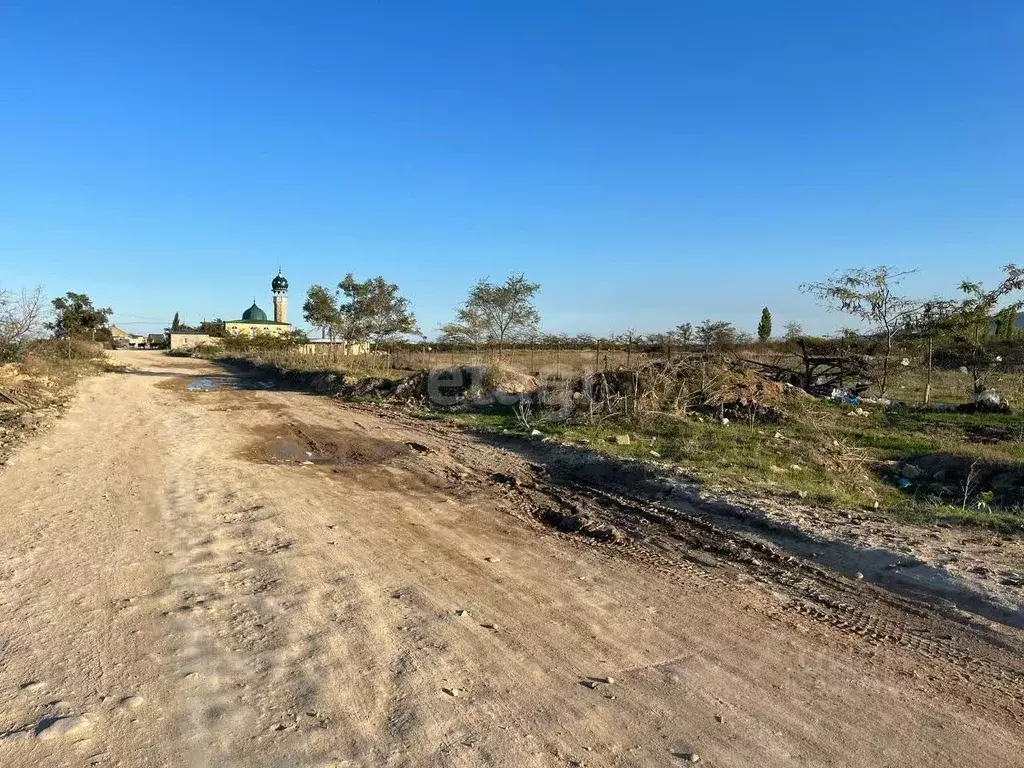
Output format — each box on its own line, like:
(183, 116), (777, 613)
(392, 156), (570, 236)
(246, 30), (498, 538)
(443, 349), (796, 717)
(535, 506), (624, 542)
(345, 376), (395, 398)
(0, 362), (61, 409)
(389, 364), (537, 408)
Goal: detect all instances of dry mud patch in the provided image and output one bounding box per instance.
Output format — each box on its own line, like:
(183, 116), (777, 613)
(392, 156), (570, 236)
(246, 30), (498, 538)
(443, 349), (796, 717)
(243, 420), (410, 468)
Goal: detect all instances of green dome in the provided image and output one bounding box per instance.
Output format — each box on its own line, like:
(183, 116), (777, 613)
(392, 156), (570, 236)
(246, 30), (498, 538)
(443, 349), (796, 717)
(242, 302), (268, 322)
(272, 272), (288, 291)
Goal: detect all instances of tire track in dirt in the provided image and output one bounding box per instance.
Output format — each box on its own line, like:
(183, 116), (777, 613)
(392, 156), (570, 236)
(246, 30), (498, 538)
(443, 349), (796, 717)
(550, 482), (1023, 689)
(344, 403), (1024, 721)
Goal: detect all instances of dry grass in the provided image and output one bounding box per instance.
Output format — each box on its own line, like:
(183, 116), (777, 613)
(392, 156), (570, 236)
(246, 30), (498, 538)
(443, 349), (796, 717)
(204, 340), (1024, 409)
(393, 348), (659, 377)
(449, 394), (1024, 531)
(322, 346), (1024, 409)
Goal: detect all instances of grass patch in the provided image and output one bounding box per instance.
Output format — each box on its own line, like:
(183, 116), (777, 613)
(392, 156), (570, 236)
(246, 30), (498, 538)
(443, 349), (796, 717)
(433, 396), (1024, 533)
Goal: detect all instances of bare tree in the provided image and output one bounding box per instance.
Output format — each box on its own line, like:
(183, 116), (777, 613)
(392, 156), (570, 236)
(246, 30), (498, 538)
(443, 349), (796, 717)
(0, 286), (45, 361)
(801, 266), (921, 396)
(782, 321), (804, 341)
(615, 328), (644, 368)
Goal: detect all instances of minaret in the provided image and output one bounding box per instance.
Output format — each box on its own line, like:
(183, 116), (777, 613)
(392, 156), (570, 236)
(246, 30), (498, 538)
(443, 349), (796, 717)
(271, 269), (289, 324)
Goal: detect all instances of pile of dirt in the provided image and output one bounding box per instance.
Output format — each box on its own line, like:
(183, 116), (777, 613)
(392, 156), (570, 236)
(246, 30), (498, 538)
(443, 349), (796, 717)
(306, 371), (349, 394)
(535, 506), (624, 542)
(389, 364), (537, 408)
(0, 362), (57, 409)
(704, 375), (798, 423)
(217, 357), (541, 409)
(343, 376), (394, 398)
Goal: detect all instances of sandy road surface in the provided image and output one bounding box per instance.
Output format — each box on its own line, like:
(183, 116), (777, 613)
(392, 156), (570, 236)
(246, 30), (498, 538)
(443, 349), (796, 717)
(0, 350), (1021, 767)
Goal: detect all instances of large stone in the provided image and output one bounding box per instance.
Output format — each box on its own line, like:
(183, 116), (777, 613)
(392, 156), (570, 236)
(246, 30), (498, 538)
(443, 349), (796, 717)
(0, 730), (32, 742)
(120, 695), (145, 709)
(36, 715), (91, 740)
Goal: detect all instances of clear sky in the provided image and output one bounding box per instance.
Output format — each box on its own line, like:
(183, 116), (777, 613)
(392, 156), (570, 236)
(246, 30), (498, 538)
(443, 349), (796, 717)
(2, 1), (1022, 338)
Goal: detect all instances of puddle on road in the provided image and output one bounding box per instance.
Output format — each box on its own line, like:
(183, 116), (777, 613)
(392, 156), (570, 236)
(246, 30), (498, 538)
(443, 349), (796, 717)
(244, 421), (408, 470)
(185, 377), (275, 392)
(187, 378), (219, 392)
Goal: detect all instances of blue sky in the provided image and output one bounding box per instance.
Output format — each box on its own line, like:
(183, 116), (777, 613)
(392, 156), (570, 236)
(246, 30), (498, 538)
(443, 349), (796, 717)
(2, 1), (1022, 337)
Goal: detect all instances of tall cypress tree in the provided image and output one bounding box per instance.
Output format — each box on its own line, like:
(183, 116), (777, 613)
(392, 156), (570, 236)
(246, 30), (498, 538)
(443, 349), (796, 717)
(757, 307), (773, 343)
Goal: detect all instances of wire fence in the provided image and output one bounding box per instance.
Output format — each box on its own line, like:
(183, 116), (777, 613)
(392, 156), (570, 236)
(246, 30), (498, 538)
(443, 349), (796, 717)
(391, 347), (662, 377)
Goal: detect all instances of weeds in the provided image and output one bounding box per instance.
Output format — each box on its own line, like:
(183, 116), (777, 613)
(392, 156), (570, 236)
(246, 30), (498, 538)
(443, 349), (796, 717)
(962, 459), (982, 510)
(443, 391), (1024, 532)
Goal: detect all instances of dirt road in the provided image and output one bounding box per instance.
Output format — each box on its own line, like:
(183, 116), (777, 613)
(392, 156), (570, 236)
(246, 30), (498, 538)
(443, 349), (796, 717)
(0, 351), (1021, 767)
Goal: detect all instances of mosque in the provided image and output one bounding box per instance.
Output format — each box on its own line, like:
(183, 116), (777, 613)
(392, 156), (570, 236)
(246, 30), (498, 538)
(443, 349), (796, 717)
(224, 271), (293, 337)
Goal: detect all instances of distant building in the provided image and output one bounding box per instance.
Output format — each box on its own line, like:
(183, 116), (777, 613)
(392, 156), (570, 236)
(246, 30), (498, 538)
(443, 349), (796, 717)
(224, 271), (293, 338)
(147, 333), (168, 348)
(169, 332), (220, 351)
(110, 325), (147, 348)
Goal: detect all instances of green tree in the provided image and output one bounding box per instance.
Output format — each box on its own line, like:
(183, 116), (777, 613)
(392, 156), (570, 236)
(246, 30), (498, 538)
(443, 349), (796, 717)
(198, 318), (226, 337)
(438, 303), (489, 353)
(801, 266), (921, 396)
(455, 273), (540, 359)
(757, 307), (772, 343)
(338, 274), (420, 349)
(674, 322), (693, 350)
(946, 265), (1024, 392)
(993, 306), (1018, 339)
(171, 312), (181, 331)
(48, 292), (112, 358)
(696, 319), (737, 354)
(302, 285), (341, 341)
